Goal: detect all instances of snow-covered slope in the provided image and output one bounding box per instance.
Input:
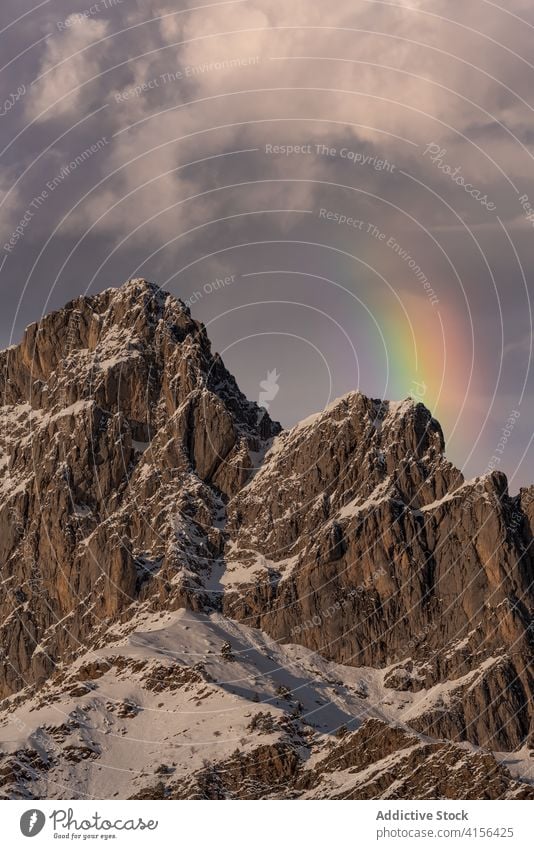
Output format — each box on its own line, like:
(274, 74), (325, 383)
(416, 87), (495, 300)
(0, 279), (533, 799)
(1, 608), (532, 800)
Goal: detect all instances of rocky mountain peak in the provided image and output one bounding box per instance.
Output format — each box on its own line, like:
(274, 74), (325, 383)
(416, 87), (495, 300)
(0, 281), (533, 799)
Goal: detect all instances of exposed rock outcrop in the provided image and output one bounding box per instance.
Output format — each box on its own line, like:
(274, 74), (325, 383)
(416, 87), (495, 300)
(0, 279), (278, 696)
(0, 279), (532, 798)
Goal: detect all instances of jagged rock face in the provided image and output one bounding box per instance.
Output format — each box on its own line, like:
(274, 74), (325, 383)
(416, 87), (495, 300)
(0, 279), (533, 799)
(166, 720), (534, 801)
(221, 399), (534, 753)
(0, 280), (279, 696)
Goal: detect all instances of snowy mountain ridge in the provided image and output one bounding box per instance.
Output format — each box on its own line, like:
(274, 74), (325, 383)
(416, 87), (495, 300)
(0, 279), (533, 799)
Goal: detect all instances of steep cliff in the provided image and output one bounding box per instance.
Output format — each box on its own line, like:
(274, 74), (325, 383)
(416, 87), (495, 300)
(0, 280), (532, 799)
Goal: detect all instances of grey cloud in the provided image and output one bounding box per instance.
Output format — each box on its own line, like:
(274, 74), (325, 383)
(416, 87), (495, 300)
(0, 0), (533, 487)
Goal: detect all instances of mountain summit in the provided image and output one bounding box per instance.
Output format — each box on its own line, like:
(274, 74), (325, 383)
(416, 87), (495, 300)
(0, 280), (533, 799)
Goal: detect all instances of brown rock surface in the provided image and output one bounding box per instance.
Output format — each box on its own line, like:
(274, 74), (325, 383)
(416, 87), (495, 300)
(0, 279), (533, 799)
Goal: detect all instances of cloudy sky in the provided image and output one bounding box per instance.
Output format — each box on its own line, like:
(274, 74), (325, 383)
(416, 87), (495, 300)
(1, 0), (533, 488)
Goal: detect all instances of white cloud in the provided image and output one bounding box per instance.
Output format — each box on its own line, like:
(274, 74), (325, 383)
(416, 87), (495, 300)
(18, 0), (534, 244)
(26, 16), (109, 121)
